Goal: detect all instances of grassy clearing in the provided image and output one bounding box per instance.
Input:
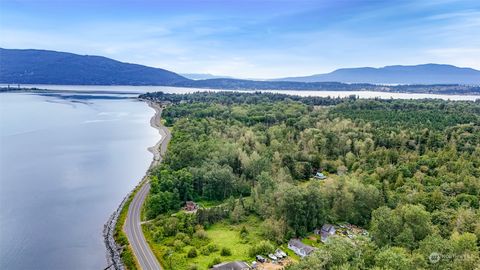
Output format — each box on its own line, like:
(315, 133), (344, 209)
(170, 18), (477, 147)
(144, 216), (265, 270)
(191, 218), (262, 268)
(195, 199), (225, 209)
(301, 234), (322, 248)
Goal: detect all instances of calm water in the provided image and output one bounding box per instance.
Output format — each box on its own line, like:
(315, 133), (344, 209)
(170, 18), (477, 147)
(0, 93), (159, 269)
(1, 84), (479, 101)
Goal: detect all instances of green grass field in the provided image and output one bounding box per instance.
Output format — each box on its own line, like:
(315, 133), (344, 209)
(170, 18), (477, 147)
(187, 220), (262, 269)
(144, 216), (265, 270)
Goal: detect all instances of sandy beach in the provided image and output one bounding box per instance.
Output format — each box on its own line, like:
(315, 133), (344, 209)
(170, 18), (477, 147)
(146, 101), (170, 168)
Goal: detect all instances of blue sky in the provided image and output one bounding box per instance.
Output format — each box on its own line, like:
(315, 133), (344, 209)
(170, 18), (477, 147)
(1, 0), (479, 78)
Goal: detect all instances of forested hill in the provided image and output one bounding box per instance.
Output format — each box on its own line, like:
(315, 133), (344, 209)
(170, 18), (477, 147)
(2, 48), (480, 94)
(0, 48), (187, 85)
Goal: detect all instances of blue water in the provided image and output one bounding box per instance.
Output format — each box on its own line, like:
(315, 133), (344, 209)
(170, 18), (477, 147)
(0, 93), (159, 269)
(1, 84), (479, 100)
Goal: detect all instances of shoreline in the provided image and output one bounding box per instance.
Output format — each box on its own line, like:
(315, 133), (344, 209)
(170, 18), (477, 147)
(103, 99), (169, 270)
(146, 100), (167, 167)
(2, 86), (480, 99)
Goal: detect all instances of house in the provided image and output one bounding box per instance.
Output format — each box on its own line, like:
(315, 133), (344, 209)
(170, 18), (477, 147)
(320, 224), (336, 242)
(314, 172), (327, 180)
(184, 201), (198, 212)
(288, 239), (315, 258)
(211, 261), (250, 270)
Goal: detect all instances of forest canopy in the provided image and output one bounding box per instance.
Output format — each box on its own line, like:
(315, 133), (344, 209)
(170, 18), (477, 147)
(141, 91), (480, 270)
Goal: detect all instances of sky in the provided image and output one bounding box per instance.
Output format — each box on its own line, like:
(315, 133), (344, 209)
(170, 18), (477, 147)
(1, 0), (479, 78)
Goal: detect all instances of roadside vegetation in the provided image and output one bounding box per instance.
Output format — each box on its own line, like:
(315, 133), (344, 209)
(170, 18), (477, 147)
(140, 92), (480, 270)
(115, 188), (141, 270)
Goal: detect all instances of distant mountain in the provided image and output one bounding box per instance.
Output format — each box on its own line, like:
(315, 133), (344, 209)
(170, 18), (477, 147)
(1, 48), (479, 94)
(275, 64), (480, 85)
(0, 48), (187, 85)
(180, 73), (233, 80)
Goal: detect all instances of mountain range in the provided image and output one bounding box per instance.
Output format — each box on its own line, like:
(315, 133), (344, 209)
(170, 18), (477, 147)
(276, 64), (480, 85)
(1, 49), (479, 92)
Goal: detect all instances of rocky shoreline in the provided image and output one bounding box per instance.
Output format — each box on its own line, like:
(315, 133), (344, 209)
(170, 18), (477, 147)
(103, 100), (165, 270)
(103, 194), (129, 270)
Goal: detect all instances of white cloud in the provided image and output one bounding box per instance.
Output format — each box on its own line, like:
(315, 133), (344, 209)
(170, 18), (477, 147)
(425, 48), (480, 69)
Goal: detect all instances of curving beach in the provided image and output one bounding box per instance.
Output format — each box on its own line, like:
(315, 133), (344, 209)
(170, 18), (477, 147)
(104, 99), (170, 270)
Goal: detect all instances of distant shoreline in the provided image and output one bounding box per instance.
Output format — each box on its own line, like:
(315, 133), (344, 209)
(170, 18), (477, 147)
(1, 86), (479, 101)
(2, 84), (480, 95)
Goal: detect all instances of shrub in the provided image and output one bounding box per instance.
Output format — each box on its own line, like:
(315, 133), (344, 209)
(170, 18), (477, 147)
(173, 239), (185, 252)
(208, 257), (222, 268)
(240, 225), (249, 239)
(200, 246), (211, 256)
(187, 248), (198, 258)
(121, 249), (138, 270)
(153, 228), (164, 243)
(176, 232), (187, 241)
(200, 244), (219, 256)
(194, 229), (209, 240)
(117, 233), (128, 246)
(189, 265), (198, 270)
(183, 236), (192, 245)
(248, 240), (275, 257)
(207, 244), (219, 252)
(221, 247), (232, 256)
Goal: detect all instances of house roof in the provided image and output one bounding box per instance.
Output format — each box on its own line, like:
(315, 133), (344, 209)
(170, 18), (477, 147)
(211, 261), (250, 270)
(321, 224), (335, 232)
(288, 239), (315, 254)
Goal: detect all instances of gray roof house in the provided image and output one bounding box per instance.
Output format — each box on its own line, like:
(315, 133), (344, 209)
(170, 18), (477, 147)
(318, 224), (336, 242)
(314, 172), (327, 180)
(211, 261), (250, 270)
(287, 239), (315, 258)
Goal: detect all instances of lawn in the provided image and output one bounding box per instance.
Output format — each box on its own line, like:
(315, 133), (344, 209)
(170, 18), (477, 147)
(188, 219), (262, 269)
(301, 234), (322, 248)
(195, 199), (225, 209)
(144, 215), (264, 270)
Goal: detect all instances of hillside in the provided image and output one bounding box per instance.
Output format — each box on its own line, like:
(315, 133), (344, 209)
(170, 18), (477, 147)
(0, 48), (188, 85)
(276, 64), (480, 84)
(1, 49), (479, 94)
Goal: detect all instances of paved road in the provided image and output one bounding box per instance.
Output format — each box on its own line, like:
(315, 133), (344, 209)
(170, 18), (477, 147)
(124, 102), (171, 270)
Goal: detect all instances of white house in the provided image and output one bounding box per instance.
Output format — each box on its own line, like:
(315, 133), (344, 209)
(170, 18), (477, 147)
(287, 239), (315, 258)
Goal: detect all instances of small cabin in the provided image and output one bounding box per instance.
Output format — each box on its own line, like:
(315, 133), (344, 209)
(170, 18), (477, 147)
(315, 224), (336, 242)
(184, 201), (198, 212)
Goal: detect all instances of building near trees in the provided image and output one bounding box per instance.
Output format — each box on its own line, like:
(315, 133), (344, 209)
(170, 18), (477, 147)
(287, 239), (315, 257)
(314, 224), (336, 242)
